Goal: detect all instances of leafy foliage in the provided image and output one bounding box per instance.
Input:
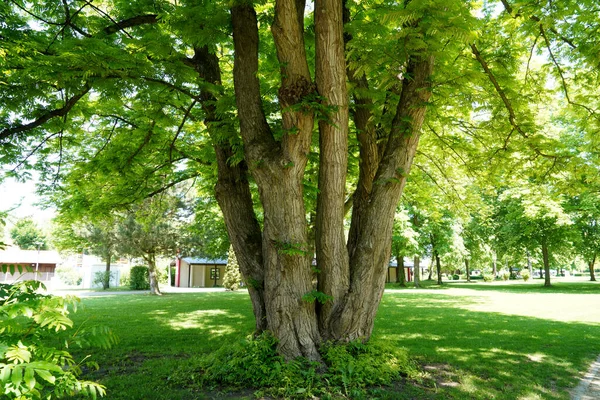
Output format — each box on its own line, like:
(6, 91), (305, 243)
(129, 266), (150, 290)
(0, 279), (117, 399)
(9, 218), (48, 250)
(171, 332), (417, 399)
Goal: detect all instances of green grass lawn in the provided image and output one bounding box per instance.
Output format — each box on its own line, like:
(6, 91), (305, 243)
(68, 280), (600, 399)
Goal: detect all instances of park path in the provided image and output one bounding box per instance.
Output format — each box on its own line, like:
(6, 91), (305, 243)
(572, 354), (600, 400)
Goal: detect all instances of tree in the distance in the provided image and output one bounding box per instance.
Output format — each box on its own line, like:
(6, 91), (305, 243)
(116, 195), (182, 295)
(223, 245), (242, 291)
(9, 218), (47, 250)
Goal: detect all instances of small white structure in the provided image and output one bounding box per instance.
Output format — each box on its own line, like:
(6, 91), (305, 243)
(0, 248), (61, 283)
(175, 257), (227, 288)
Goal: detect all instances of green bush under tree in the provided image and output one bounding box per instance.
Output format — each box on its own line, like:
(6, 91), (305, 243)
(129, 266), (150, 290)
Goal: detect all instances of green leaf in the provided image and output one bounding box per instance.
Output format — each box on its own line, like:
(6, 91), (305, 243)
(24, 366), (35, 390)
(11, 365), (22, 386)
(34, 369), (56, 384)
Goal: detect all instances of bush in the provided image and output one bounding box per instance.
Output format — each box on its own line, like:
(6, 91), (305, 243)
(482, 274), (494, 282)
(55, 265), (82, 286)
(170, 333), (418, 399)
(501, 271), (510, 281)
(93, 271), (115, 290)
(129, 266), (150, 290)
(452, 274), (460, 280)
(521, 269), (531, 282)
(0, 276), (117, 399)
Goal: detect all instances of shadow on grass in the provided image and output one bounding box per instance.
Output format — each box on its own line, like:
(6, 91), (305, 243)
(376, 292), (600, 399)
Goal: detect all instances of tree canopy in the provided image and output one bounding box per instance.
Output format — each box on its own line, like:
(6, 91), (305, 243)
(1, 0), (599, 360)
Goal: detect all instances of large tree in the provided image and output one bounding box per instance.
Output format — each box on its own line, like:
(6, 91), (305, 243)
(1, 0), (598, 361)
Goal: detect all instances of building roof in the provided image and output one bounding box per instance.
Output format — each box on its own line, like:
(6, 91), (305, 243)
(181, 257), (227, 265)
(0, 248), (61, 264)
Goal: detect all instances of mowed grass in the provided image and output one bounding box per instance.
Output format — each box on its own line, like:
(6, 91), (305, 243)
(68, 280), (600, 399)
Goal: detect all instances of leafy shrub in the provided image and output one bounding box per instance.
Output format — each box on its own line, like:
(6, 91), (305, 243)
(521, 269), (531, 282)
(129, 266), (150, 290)
(171, 333), (418, 399)
(452, 274), (460, 280)
(93, 271), (115, 290)
(0, 274), (118, 399)
(501, 271), (510, 281)
(119, 271), (130, 287)
(55, 266), (82, 286)
(482, 274), (494, 282)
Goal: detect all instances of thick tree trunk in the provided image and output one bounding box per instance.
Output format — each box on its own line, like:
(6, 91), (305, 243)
(590, 254), (596, 282)
(435, 250), (442, 285)
(232, 2), (321, 361)
(185, 44), (269, 335)
(327, 55), (434, 342)
(413, 255), (421, 288)
(315, 0), (350, 338)
(541, 239), (551, 287)
(428, 258), (434, 280)
(465, 258), (470, 282)
(147, 253), (161, 295)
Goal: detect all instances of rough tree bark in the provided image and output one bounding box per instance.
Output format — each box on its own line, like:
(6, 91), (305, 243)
(103, 254), (111, 290)
(589, 254), (596, 282)
(465, 258), (470, 282)
(185, 45), (268, 334)
(226, 0), (433, 359)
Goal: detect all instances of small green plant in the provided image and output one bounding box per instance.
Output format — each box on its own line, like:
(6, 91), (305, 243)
(0, 270), (117, 399)
(93, 271), (115, 290)
(452, 274), (460, 280)
(521, 269), (531, 282)
(129, 266), (150, 290)
(302, 290), (333, 304)
(501, 271), (510, 281)
(482, 274), (494, 282)
(172, 333), (417, 399)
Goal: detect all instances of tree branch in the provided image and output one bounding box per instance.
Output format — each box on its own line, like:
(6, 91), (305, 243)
(0, 84), (91, 142)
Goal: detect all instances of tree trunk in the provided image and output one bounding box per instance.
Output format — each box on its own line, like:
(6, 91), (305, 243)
(232, 2), (321, 361)
(526, 249), (532, 276)
(414, 255), (421, 288)
(541, 239), (551, 287)
(147, 252), (161, 295)
(229, 0), (433, 359)
(492, 253), (497, 277)
(185, 44), (268, 334)
(315, 0), (350, 338)
(428, 257), (434, 280)
(103, 254), (111, 290)
(435, 250), (442, 285)
(465, 258), (470, 282)
(590, 254), (596, 282)
(397, 255), (406, 286)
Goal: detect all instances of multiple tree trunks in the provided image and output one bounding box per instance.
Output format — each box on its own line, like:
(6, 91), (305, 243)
(224, 0), (435, 360)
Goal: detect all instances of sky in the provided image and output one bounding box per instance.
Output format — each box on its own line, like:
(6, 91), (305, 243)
(0, 176), (56, 241)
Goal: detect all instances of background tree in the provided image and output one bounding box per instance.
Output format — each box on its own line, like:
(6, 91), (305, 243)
(116, 195), (182, 295)
(9, 218), (48, 250)
(223, 245), (242, 291)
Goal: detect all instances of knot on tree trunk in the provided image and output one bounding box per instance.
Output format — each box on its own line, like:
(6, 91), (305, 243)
(278, 75), (316, 107)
